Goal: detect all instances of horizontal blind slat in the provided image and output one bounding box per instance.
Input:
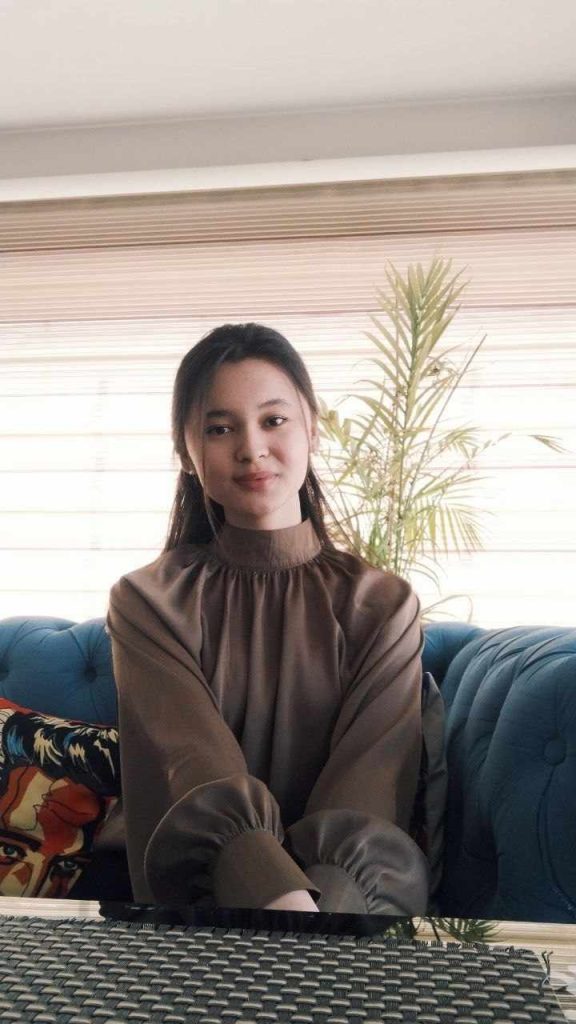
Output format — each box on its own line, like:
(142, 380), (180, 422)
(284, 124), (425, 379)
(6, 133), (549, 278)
(2, 170), (576, 250)
(1, 231), (576, 320)
(1, 308), (575, 354)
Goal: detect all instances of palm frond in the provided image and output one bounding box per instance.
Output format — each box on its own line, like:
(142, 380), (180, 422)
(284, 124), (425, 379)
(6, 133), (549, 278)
(421, 594), (475, 623)
(364, 319), (411, 371)
(352, 392), (397, 434)
(404, 333), (487, 506)
(429, 918), (501, 943)
(410, 470), (482, 503)
(317, 257), (564, 603)
(529, 433), (567, 453)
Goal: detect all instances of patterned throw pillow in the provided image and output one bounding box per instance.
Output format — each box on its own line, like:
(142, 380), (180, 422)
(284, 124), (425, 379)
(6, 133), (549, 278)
(0, 698), (119, 898)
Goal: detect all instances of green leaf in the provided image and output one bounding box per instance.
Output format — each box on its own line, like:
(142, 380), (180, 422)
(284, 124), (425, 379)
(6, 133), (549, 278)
(353, 393), (397, 433)
(365, 318), (412, 369)
(529, 433), (567, 453)
(421, 594), (474, 623)
(430, 918), (502, 943)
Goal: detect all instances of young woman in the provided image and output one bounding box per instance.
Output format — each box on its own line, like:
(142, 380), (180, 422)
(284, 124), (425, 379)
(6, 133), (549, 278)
(104, 322), (445, 914)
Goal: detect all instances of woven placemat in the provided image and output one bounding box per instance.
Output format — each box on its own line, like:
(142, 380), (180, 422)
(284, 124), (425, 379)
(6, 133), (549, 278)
(0, 914), (567, 1023)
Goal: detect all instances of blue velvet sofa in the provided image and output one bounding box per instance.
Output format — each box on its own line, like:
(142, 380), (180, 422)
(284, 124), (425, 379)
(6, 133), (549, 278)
(1, 615), (575, 922)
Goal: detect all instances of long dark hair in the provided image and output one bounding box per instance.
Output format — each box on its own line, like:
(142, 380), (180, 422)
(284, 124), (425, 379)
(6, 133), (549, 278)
(162, 322), (340, 554)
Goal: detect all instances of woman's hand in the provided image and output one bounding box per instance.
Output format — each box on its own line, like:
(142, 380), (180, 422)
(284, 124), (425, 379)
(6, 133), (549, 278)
(263, 889), (319, 912)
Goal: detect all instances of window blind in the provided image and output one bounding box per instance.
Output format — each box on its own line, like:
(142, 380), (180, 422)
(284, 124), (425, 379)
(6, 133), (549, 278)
(1, 169), (575, 625)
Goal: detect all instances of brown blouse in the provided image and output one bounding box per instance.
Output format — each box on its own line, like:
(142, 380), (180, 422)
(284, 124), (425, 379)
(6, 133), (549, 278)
(104, 517), (432, 914)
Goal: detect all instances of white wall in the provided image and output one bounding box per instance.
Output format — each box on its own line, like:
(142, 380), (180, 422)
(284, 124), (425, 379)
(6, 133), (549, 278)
(1, 94), (576, 200)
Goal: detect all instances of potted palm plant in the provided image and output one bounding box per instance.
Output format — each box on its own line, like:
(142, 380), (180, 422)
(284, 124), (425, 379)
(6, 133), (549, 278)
(317, 256), (562, 619)
(316, 257), (562, 943)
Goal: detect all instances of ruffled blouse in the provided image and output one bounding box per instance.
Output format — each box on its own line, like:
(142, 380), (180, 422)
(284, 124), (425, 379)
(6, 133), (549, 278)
(105, 517), (431, 913)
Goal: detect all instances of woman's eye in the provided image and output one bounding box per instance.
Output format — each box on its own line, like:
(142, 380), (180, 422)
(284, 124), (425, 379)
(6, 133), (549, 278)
(205, 425), (230, 436)
(206, 417), (286, 436)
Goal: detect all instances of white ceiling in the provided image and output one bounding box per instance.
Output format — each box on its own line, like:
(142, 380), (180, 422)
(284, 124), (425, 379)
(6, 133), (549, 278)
(1, 0), (575, 132)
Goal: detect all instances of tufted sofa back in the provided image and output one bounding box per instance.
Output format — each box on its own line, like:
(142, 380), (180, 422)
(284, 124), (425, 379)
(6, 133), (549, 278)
(430, 625), (576, 924)
(1, 615), (575, 921)
(0, 617), (117, 726)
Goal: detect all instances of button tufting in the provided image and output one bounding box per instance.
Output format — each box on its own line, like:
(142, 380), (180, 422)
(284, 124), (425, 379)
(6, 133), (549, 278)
(543, 737), (566, 764)
(85, 666), (97, 682)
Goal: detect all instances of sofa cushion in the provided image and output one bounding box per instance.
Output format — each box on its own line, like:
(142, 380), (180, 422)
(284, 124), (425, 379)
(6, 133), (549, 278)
(0, 697), (119, 898)
(437, 627), (576, 922)
(0, 616), (118, 726)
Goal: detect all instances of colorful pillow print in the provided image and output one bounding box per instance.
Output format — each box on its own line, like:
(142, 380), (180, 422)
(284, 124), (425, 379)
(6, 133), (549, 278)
(0, 698), (119, 898)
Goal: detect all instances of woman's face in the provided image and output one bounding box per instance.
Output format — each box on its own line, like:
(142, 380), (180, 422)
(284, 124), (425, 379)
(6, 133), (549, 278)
(184, 358), (319, 530)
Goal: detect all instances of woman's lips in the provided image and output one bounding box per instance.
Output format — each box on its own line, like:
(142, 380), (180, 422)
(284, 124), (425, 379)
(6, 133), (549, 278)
(234, 474), (276, 490)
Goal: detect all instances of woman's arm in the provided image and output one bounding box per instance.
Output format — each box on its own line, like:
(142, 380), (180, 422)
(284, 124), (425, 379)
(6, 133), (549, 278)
(285, 574), (431, 914)
(107, 572), (319, 909)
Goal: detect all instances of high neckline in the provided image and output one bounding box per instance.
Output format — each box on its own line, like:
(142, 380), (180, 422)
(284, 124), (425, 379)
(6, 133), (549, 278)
(207, 517), (323, 571)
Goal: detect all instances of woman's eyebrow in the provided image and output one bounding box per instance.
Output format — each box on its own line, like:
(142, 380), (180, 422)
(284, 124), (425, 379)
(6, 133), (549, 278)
(205, 398), (292, 419)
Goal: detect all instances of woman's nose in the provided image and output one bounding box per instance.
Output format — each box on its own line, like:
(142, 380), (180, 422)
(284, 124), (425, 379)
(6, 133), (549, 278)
(235, 427), (269, 461)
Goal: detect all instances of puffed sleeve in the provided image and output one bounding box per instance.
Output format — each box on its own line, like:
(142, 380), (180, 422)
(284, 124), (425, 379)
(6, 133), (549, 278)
(285, 574), (430, 914)
(106, 572), (319, 908)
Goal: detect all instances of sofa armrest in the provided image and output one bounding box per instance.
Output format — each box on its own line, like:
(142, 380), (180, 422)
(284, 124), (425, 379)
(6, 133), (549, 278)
(437, 626), (576, 922)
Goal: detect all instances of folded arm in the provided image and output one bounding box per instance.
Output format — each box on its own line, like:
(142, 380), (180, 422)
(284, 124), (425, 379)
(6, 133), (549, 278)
(285, 575), (430, 914)
(107, 572), (318, 908)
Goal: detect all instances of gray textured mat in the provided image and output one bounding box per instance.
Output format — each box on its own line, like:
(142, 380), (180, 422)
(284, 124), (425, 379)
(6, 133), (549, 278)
(0, 915), (567, 1023)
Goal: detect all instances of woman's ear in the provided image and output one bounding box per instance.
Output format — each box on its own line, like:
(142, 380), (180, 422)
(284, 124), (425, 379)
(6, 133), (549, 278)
(179, 455), (197, 476)
(310, 423), (320, 455)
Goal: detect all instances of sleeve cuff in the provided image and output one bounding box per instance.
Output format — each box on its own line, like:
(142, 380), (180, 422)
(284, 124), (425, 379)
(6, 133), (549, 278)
(287, 809), (430, 915)
(304, 863), (368, 913)
(143, 774), (320, 907)
(214, 829), (320, 908)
